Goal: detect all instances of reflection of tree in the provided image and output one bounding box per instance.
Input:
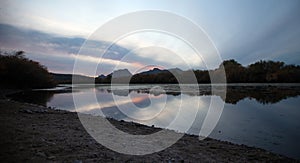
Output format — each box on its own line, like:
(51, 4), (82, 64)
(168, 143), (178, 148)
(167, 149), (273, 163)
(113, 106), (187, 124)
(9, 85), (300, 106)
(8, 89), (72, 106)
(221, 86), (300, 104)
(107, 89), (132, 96)
(8, 91), (55, 106)
(124, 85), (300, 105)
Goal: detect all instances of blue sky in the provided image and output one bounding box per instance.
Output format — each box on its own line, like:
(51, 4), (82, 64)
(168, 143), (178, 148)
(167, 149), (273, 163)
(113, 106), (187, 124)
(0, 0), (299, 76)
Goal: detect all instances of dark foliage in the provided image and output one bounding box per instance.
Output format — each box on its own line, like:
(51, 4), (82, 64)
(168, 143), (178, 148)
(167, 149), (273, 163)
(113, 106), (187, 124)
(0, 51), (56, 89)
(50, 73), (94, 84)
(95, 59), (300, 84)
(221, 60), (300, 83)
(131, 72), (178, 84)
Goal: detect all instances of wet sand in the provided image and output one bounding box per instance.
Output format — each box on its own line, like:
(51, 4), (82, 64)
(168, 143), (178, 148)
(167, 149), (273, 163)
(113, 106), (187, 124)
(0, 97), (296, 162)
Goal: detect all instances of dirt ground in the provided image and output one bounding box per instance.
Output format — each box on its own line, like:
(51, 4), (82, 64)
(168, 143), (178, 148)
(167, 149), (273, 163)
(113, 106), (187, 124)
(0, 98), (296, 162)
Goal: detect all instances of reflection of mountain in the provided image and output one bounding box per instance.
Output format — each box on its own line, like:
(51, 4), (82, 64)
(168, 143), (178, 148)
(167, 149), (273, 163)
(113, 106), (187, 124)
(108, 89), (131, 96)
(96, 95), (151, 120)
(8, 85), (300, 106)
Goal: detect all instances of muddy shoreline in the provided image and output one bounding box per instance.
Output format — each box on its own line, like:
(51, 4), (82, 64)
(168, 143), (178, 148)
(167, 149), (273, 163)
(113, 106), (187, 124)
(0, 95), (297, 162)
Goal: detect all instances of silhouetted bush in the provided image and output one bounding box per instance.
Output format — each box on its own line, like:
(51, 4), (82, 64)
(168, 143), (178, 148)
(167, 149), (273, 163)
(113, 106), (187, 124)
(0, 50), (56, 89)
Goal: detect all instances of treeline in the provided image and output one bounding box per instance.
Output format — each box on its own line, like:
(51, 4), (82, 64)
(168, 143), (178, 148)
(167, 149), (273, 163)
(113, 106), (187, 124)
(220, 60), (300, 83)
(50, 73), (94, 84)
(0, 51), (56, 89)
(96, 59), (300, 84)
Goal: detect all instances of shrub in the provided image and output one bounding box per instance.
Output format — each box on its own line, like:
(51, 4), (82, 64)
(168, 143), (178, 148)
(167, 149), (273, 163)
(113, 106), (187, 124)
(0, 51), (56, 89)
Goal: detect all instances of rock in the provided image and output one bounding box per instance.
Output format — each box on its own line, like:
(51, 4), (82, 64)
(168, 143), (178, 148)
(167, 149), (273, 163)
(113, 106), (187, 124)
(36, 152), (46, 157)
(91, 153), (98, 158)
(34, 110), (46, 113)
(47, 156), (56, 160)
(19, 146), (24, 151)
(73, 160), (82, 163)
(20, 109), (33, 114)
(74, 127), (80, 130)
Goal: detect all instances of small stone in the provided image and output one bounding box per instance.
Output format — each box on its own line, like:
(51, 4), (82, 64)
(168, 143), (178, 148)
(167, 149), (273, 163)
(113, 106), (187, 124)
(20, 109), (33, 114)
(73, 160), (82, 163)
(36, 152), (46, 157)
(19, 146), (24, 151)
(47, 156), (56, 160)
(92, 153), (98, 158)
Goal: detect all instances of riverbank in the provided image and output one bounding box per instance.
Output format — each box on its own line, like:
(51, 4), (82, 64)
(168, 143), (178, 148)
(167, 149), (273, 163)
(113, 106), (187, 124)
(0, 97), (296, 162)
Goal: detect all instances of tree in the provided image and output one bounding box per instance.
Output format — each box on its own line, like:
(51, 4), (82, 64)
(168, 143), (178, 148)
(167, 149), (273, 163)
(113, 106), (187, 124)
(95, 59), (300, 84)
(0, 50), (56, 89)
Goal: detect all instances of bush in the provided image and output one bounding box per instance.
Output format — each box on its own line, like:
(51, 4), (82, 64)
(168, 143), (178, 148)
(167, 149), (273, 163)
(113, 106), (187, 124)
(0, 51), (56, 89)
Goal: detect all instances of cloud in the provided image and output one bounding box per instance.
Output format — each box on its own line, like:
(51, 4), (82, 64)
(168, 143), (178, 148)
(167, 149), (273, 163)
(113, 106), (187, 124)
(114, 31), (206, 69)
(0, 0), (93, 37)
(211, 2), (300, 65)
(0, 24), (139, 75)
(1, 10), (300, 77)
(71, 53), (144, 73)
(0, 24), (180, 75)
(125, 46), (203, 69)
(0, 24), (209, 75)
(1, 0), (300, 76)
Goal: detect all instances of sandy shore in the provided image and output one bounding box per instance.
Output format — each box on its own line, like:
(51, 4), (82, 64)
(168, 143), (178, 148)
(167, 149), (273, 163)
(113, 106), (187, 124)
(0, 96), (296, 162)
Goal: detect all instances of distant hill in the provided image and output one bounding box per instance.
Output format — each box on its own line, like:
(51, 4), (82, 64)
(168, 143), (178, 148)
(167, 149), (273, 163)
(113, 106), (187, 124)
(95, 60), (300, 84)
(51, 73), (94, 84)
(110, 69), (132, 78)
(95, 68), (184, 84)
(139, 68), (165, 75)
(52, 60), (300, 84)
(98, 74), (106, 79)
(139, 68), (183, 75)
(167, 68), (183, 74)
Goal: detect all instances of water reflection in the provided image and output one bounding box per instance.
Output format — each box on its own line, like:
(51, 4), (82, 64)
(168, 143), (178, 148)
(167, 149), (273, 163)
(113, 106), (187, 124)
(223, 85), (300, 104)
(8, 84), (300, 159)
(8, 90), (55, 106)
(10, 84), (300, 106)
(96, 84), (300, 105)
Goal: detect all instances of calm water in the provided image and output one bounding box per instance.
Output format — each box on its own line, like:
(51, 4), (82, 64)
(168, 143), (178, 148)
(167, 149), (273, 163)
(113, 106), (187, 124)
(10, 84), (300, 159)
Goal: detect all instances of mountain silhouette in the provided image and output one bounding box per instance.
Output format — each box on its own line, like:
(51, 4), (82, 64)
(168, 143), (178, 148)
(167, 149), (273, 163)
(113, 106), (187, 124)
(110, 69), (132, 78)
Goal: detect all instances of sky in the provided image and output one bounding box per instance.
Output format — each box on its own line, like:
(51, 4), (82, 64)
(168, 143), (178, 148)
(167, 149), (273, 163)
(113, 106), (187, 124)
(0, 0), (300, 76)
